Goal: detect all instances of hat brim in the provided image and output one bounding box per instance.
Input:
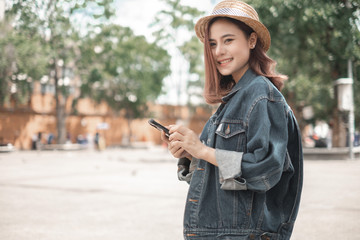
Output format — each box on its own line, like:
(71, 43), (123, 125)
(195, 15), (271, 52)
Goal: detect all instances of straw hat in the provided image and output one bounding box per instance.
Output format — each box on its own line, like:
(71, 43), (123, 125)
(195, 0), (271, 52)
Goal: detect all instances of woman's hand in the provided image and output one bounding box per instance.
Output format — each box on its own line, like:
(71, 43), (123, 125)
(161, 129), (191, 159)
(168, 125), (217, 166)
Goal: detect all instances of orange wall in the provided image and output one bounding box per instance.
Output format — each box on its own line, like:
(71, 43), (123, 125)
(0, 110), (211, 150)
(0, 93), (212, 149)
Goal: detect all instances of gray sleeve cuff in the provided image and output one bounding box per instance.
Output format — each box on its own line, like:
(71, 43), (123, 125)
(216, 149), (247, 190)
(177, 169), (193, 183)
(178, 158), (199, 184)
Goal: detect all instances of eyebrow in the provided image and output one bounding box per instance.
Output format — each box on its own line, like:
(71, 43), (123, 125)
(209, 34), (236, 41)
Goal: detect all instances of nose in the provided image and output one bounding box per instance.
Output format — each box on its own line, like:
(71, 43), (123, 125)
(214, 43), (225, 57)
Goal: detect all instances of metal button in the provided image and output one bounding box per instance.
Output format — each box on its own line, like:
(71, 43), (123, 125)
(261, 235), (270, 240)
(225, 124), (230, 134)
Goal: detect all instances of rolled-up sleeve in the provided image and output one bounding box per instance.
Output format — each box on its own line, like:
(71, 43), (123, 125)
(216, 149), (247, 190)
(215, 98), (288, 192)
(177, 157), (199, 184)
(241, 99), (288, 192)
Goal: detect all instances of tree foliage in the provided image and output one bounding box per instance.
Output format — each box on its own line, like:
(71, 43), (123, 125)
(152, 0), (204, 45)
(5, 0), (116, 143)
(151, 0), (205, 106)
(0, 17), (48, 106)
(2, 0), (171, 144)
(154, 0), (360, 131)
(78, 24), (171, 118)
(248, 0), (360, 123)
(3, 0), (359, 143)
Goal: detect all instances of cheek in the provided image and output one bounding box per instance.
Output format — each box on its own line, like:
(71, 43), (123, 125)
(211, 49), (217, 59)
(235, 47), (250, 60)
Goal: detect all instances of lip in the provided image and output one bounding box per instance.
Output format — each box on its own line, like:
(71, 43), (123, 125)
(217, 58), (233, 66)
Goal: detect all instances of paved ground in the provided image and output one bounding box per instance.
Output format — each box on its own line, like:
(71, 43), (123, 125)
(0, 147), (359, 240)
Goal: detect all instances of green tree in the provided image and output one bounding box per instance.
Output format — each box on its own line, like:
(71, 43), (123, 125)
(248, 0), (360, 146)
(4, 0), (171, 146)
(180, 35), (208, 107)
(151, 0), (205, 108)
(0, 15), (48, 107)
(77, 24), (171, 141)
(6, 0), (115, 144)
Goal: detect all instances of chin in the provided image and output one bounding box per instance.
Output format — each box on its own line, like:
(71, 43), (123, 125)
(219, 71), (233, 77)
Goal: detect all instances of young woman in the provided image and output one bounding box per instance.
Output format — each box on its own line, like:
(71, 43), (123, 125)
(161, 1), (303, 239)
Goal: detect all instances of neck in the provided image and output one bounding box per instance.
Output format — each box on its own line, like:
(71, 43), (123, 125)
(232, 65), (249, 83)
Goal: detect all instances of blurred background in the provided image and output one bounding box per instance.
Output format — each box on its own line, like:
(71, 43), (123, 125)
(1, 1), (360, 240)
(0, 0), (359, 151)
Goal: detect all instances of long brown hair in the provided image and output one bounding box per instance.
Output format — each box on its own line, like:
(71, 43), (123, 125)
(203, 17), (287, 104)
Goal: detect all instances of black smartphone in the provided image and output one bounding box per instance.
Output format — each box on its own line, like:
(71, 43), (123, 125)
(148, 119), (170, 137)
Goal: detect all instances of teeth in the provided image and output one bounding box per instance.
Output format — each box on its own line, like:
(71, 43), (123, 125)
(219, 59), (232, 64)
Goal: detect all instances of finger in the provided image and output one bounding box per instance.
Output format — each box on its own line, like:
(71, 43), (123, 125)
(169, 131), (185, 142)
(169, 140), (182, 153)
(161, 131), (170, 143)
(169, 140), (180, 149)
(168, 125), (180, 134)
(172, 146), (186, 158)
(169, 144), (182, 157)
(171, 125), (192, 136)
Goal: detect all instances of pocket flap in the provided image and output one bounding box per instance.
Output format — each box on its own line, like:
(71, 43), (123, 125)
(215, 123), (245, 139)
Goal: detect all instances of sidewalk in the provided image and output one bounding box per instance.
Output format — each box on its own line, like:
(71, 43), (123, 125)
(0, 148), (359, 240)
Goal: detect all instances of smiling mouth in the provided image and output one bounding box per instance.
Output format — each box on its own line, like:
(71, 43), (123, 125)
(218, 58), (233, 65)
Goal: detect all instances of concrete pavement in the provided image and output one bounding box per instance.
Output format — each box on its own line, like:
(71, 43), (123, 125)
(0, 147), (359, 240)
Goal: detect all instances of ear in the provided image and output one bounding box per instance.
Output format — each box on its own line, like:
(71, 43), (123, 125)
(249, 32), (258, 49)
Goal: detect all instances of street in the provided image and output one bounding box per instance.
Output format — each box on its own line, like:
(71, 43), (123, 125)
(0, 147), (359, 240)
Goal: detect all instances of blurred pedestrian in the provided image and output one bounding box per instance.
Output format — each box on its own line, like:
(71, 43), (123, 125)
(94, 132), (99, 149)
(94, 132), (106, 150)
(36, 132), (43, 150)
(31, 133), (38, 150)
(47, 133), (54, 145)
(66, 132), (72, 144)
(161, 1), (303, 239)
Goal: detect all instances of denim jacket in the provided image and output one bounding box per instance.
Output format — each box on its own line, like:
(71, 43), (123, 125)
(178, 69), (303, 240)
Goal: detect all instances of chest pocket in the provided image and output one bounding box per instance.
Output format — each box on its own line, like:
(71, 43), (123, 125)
(215, 122), (246, 152)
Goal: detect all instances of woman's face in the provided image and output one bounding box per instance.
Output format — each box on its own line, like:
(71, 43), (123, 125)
(209, 18), (256, 82)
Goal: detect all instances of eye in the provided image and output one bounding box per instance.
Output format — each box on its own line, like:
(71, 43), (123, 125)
(224, 38), (233, 44)
(209, 42), (217, 48)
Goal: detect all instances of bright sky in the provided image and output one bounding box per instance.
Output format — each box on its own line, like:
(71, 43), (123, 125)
(114, 0), (220, 105)
(0, 0), (4, 21)
(114, 0), (217, 41)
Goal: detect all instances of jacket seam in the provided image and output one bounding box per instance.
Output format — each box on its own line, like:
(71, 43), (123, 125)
(260, 76), (274, 100)
(245, 167), (283, 187)
(246, 96), (286, 127)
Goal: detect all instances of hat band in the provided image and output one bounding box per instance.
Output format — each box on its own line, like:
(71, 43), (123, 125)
(212, 8), (252, 19)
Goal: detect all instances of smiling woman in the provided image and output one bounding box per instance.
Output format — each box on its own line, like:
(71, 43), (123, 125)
(159, 1), (303, 239)
(201, 16), (287, 104)
(208, 18), (255, 84)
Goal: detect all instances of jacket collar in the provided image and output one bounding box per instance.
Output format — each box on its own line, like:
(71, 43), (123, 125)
(221, 68), (258, 103)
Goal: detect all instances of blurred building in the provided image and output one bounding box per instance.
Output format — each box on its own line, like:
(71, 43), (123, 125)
(0, 81), (212, 150)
